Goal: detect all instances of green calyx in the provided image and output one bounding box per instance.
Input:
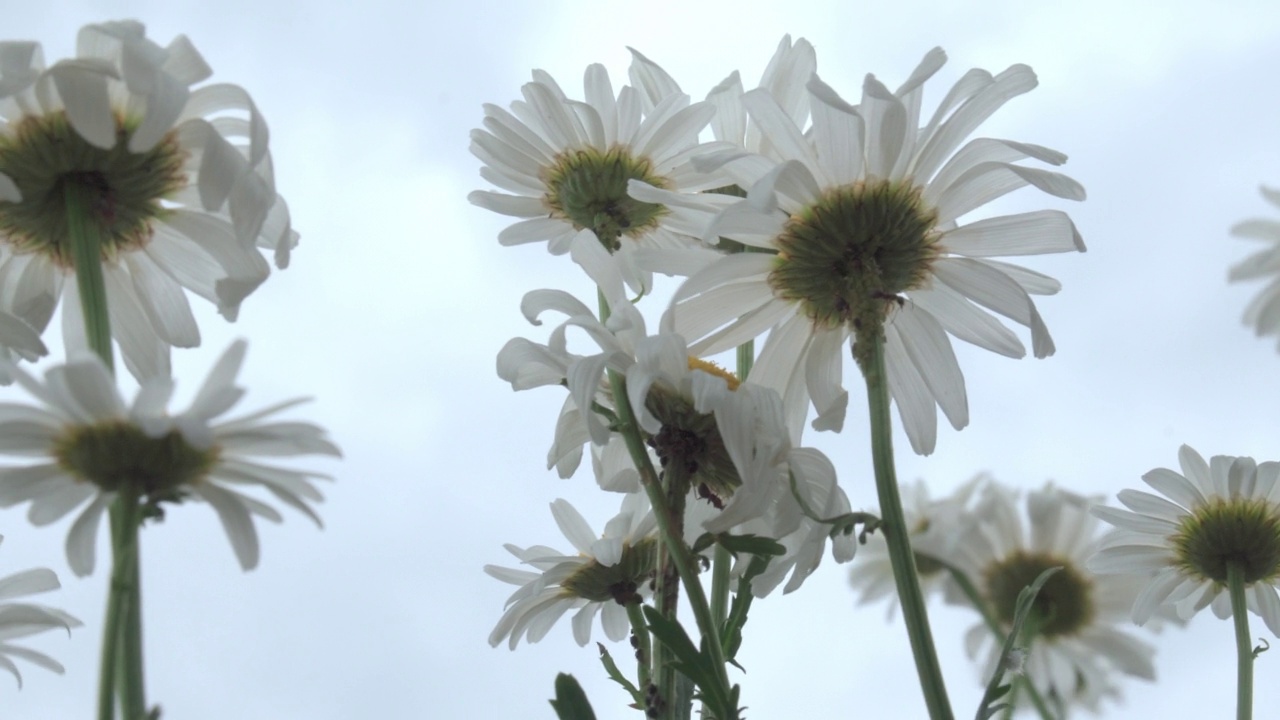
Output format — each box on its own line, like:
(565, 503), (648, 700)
(768, 180), (939, 358)
(0, 111), (186, 266)
(54, 421), (218, 502)
(561, 536), (658, 604)
(984, 552), (1094, 639)
(1173, 498), (1280, 585)
(644, 369), (741, 504)
(542, 146), (668, 252)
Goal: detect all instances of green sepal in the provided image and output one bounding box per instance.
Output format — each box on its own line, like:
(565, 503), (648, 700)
(973, 567), (1061, 720)
(714, 533), (786, 557)
(595, 643), (644, 708)
(549, 673), (597, 720)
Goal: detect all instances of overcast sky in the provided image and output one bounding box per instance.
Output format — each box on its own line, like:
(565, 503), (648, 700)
(4, 1), (1280, 718)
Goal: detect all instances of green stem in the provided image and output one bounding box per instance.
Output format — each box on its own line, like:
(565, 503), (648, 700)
(64, 181), (114, 370)
(1229, 562), (1253, 720)
(947, 567), (1053, 720)
(861, 332), (953, 720)
(710, 340), (752, 642)
(626, 603), (653, 694)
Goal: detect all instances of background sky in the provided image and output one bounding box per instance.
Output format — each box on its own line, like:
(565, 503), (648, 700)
(4, 1), (1280, 718)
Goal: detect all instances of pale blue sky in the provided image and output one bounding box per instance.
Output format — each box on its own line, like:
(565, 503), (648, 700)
(3, 2), (1280, 717)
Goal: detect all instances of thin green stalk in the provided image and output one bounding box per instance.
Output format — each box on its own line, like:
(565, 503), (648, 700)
(862, 333), (953, 720)
(626, 603), (653, 694)
(1228, 562), (1253, 720)
(98, 490), (142, 720)
(710, 340), (752, 639)
(63, 182), (113, 370)
(947, 568), (1053, 720)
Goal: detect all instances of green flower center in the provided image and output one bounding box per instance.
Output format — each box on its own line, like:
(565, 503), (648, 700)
(542, 147), (668, 252)
(54, 421), (218, 503)
(644, 362), (741, 503)
(1172, 498), (1280, 584)
(0, 111), (187, 267)
(561, 536), (658, 605)
(768, 180), (939, 336)
(984, 551), (1094, 639)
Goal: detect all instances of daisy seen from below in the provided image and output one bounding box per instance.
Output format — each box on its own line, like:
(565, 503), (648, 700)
(647, 45), (1085, 453)
(1229, 185), (1280, 350)
(485, 492), (657, 649)
(496, 289), (856, 595)
(0, 338), (339, 576)
(849, 474), (986, 617)
(0, 536), (82, 687)
(948, 481), (1161, 713)
(468, 51), (735, 301)
(0, 20), (297, 380)
(1090, 444), (1280, 637)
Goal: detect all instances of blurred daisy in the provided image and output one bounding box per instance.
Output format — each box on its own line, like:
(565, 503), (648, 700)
(951, 482), (1159, 713)
(1090, 444), (1280, 637)
(0, 537), (81, 687)
(0, 21), (296, 380)
(850, 474), (986, 617)
(468, 52), (732, 300)
(0, 339), (339, 575)
(1229, 185), (1280, 349)
(485, 493), (657, 649)
(653, 45), (1084, 453)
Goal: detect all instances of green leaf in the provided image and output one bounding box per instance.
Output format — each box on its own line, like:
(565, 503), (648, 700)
(691, 532), (717, 555)
(596, 643), (643, 707)
(714, 533), (786, 557)
(722, 554), (771, 663)
(973, 567), (1061, 720)
(549, 673), (597, 720)
(641, 606), (737, 720)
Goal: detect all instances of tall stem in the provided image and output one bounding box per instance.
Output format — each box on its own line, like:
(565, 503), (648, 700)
(67, 183), (147, 720)
(1228, 562), (1253, 720)
(861, 332), (953, 720)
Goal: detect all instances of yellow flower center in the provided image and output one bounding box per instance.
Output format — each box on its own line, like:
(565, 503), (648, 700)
(984, 551), (1094, 639)
(54, 420), (218, 505)
(541, 146), (669, 252)
(1173, 498), (1280, 584)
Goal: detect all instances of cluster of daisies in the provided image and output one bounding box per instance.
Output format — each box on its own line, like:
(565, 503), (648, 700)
(473, 33), (1280, 718)
(0, 21), (338, 687)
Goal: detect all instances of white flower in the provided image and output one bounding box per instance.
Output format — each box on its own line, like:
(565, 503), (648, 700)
(485, 493), (657, 649)
(951, 482), (1159, 713)
(0, 21), (297, 380)
(850, 474), (986, 617)
(497, 289), (854, 594)
(468, 51), (731, 300)
(1229, 185), (1280, 349)
(1090, 444), (1280, 637)
(0, 537), (81, 688)
(0, 339), (338, 575)
(647, 44), (1084, 454)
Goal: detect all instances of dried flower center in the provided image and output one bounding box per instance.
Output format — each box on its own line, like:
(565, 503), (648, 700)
(542, 147), (668, 252)
(984, 551), (1094, 639)
(561, 536), (658, 605)
(645, 363), (741, 502)
(53, 421), (218, 503)
(0, 111), (187, 267)
(768, 181), (939, 334)
(1172, 498), (1280, 584)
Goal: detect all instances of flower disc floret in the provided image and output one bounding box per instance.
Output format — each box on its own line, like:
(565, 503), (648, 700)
(542, 147), (669, 252)
(0, 112), (186, 265)
(984, 550), (1094, 639)
(560, 536), (657, 604)
(53, 420), (217, 499)
(1172, 498), (1280, 585)
(770, 181), (939, 334)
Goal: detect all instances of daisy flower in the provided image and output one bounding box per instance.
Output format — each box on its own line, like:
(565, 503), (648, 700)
(850, 474), (986, 617)
(647, 45), (1084, 453)
(1090, 444), (1280, 637)
(0, 21), (296, 380)
(0, 537), (82, 687)
(1229, 185), (1280, 349)
(468, 51), (732, 300)
(950, 481), (1160, 713)
(497, 288), (855, 594)
(485, 492), (657, 649)
(0, 339), (339, 575)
